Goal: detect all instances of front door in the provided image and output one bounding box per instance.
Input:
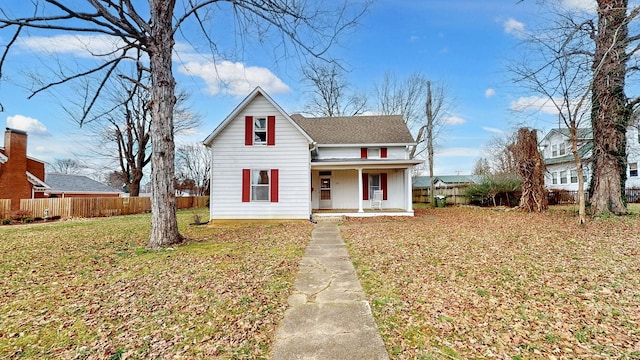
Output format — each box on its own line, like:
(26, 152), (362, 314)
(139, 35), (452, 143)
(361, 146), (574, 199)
(319, 176), (332, 209)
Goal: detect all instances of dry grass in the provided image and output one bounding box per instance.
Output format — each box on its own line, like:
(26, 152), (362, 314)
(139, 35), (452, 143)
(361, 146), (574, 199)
(0, 209), (312, 359)
(342, 206), (640, 359)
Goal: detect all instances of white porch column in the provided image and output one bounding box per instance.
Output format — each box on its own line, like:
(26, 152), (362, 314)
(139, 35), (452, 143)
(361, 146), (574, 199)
(357, 168), (364, 213)
(405, 168), (413, 212)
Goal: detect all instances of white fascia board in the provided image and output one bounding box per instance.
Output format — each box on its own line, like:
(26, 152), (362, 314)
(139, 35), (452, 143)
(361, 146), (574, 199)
(317, 143), (417, 148)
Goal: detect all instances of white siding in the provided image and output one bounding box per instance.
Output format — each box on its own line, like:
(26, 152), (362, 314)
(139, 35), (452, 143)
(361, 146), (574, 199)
(210, 94), (311, 219)
(311, 169), (406, 209)
(316, 146), (409, 160)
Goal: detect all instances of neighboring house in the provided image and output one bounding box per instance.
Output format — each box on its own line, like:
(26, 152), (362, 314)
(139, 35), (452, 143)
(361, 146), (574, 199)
(540, 127), (640, 191)
(203, 86), (421, 220)
(0, 128), (49, 210)
(44, 173), (122, 198)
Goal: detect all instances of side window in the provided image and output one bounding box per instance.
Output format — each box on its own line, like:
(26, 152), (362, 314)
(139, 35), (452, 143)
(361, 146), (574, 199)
(630, 162), (638, 177)
(560, 170), (567, 184)
(251, 170), (270, 201)
(570, 170), (578, 183)
(254, 117), (267, 144)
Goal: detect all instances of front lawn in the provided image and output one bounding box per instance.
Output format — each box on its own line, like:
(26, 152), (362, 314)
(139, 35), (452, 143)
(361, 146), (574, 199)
(0, 209), (312, 359)
(343, 206), (640, 359)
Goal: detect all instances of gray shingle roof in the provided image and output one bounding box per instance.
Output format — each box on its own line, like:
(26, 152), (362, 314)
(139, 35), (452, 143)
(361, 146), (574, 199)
(45, 173), (121, 193)
(291, 114), (415, 145)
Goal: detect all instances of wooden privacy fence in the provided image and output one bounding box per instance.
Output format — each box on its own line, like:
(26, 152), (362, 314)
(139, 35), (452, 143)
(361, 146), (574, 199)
(412, 187), (470, 205)
(17, 196), (208, 219)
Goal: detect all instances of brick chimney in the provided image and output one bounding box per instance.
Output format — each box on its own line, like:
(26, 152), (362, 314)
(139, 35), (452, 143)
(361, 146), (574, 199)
(0, 128), (31, 210)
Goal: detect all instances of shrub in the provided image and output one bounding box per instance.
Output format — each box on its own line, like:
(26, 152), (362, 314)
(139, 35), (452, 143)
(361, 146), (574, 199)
(1, 218), (11, 225)
(466, 175), (522, 207)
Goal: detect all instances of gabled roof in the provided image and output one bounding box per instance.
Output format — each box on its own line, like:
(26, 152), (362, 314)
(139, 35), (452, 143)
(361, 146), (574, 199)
(45, 173), (121, 194)
(541, 128), (593, 144)
(291, 114), (416, 145)
(202, 86), (314, 146)
(27, 171), (49, 189)
(544, 141), (593, 165)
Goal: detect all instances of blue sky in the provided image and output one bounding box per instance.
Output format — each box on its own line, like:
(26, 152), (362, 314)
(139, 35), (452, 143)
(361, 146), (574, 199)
(0, 0), (597, 176)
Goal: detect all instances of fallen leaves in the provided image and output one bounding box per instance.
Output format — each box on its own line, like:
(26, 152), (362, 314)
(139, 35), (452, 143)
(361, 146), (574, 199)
(343, 206), (640, 359)
(0, 210), (312, 359)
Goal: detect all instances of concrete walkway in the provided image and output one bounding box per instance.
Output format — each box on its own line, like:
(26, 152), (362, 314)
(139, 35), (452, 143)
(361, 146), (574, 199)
(271, 220), (389, 359)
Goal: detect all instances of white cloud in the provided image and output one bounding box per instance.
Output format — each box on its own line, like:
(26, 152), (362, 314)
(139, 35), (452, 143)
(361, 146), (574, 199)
(562, 0), (596, 12)
(6, 115), (49, 135)
(485, 88), (496, 98)
(510, 96), (559, 115)
(504, 18), (525, 36)
(179, 60), (290, 96)
(444, 116), (466, 125)
(482, 126), (504, 134)
(17, 34), (123, 58)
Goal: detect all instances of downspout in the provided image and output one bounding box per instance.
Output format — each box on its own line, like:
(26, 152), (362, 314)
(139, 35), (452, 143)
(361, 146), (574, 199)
(309, 142), (317, 222)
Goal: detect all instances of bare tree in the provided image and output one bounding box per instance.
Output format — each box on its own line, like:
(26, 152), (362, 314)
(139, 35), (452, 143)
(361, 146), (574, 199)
(48, 158), (86, 175)
(175, 143), (211, 196)
(374, 71), (429, 132)
(511, 12), (593, 223)
(526, 1), (640, 215)
(483, 132), (519, 177)
(85, 74), (200, 197)
(0, 1), (367, 248)
(302, 61), (367, 117)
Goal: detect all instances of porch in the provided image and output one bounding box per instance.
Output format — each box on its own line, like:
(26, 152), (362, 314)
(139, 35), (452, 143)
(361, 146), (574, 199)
(312, 207), (414, 218)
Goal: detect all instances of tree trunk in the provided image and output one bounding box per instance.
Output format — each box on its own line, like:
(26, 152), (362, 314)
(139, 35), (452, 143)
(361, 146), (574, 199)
(147, 0), (182, 249)
(569, 126), (587, 224)
(511, 128), (548, 212)
(426, 81), (435, 206)
(590, 0), (629, 215)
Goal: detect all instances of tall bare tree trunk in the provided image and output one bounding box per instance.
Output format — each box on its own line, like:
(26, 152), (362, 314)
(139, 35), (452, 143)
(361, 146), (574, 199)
(590, 0), (629, 215)
(569, 126), (587, 224)
(148, 0), (182, 248)
(426, 81), (435, 206)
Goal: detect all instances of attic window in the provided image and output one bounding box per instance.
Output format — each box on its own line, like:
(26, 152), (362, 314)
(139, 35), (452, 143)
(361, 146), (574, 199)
(551, 144), (558, 157)
(558, 143), (566, 156)
(368, 148), (380, 159)
(254, 117), (267, 144)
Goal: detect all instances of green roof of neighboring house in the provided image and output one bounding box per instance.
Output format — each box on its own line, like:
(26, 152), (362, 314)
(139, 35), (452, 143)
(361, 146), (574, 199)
(413, 175), (482, 188)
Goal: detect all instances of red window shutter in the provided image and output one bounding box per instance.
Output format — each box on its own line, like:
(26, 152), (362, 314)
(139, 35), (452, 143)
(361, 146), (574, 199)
(270, 169), (279, 202)
(361, 148), (368, 159)
(381, 147), (388, 158)
(362, 172), (369, 200)
(381, 173), (388, 200)
(245, 116), (253, 146)
(242, 169), (251, 202)
(267, 116), (276, 145)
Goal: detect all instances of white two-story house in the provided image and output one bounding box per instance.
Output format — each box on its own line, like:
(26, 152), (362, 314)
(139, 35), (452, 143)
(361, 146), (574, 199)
(203, 86), (422, 220)
(540, 127), (640, 191)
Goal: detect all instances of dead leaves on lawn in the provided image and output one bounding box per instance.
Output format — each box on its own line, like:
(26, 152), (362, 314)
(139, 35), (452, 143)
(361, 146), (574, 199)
(0, 212), (311, 359)
(343, 207), (640, 359)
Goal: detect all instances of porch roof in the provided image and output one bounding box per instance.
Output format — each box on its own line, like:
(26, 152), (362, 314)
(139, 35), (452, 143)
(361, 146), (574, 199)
(311, 158), (422, 170)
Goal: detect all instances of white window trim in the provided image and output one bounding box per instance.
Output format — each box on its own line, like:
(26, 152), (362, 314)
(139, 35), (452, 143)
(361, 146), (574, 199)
(251, 169), (270, 202)
(253, 117), (267, 145)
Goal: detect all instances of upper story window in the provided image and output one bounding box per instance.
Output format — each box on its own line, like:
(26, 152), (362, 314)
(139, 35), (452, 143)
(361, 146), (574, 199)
(245, 116), (275, 146)
(551, 144), (558, 157)
(360, 147), (387, 159)
(558, 143), (566, 156)
(254, 117), (267, 144)
(550, 143), (566, 157)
